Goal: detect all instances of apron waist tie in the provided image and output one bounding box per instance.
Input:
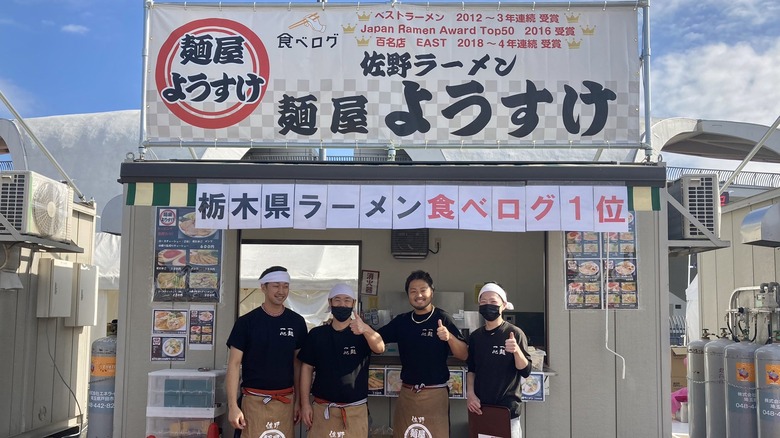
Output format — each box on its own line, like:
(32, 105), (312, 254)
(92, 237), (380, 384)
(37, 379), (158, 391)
(242, 386), (294, 404)
(402, 383), (449, 394)
(314, 397), (368, 429)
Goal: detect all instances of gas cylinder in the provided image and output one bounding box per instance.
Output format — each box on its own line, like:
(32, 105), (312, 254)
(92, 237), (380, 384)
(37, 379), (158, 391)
(755, 332), (780, 437)
(724, 341), (760, 437)
(87, 320), (118, 438)
(687, 330), (711, 438)
(704, 331), (733, 438)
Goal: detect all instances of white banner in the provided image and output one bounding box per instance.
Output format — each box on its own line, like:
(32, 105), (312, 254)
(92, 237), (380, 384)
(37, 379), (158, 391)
(195, 183), (632, 232)
(146, 3), (640, 146)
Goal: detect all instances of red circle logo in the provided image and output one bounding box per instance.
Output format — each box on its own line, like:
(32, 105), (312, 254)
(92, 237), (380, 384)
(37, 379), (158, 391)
(156, 19), (269, 129)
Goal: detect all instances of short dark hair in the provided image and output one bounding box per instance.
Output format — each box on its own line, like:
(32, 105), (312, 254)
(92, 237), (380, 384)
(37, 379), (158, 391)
(405, 270), (433, 294)
(259, 265), (287, 280)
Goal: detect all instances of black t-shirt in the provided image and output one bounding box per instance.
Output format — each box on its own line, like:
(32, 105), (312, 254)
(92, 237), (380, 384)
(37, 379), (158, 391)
(226, 307), (307, 390)
(467, 321), (532, 418)
(297, 323), (372, 403)
(378, 307), (465, 386)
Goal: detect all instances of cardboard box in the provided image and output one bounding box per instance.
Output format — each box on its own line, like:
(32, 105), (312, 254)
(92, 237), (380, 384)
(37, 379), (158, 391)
(671, 346), (687, 390)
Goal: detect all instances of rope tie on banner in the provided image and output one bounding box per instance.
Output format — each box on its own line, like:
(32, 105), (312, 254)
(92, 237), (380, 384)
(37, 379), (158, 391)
(497, 1), (501, 11)
(219, 2), (222, 12)
(532, 2), (536, 12)
(183, 2), (187, 10)
(603, 1), (607, 11)
(426, 2), (430, 12)
(568, 1), (571, 11)
(357, 2), (360, 11)
(634, 0), (639, 11)
(462, 2), (465, 11)
(322, 1), (326, 11)
(288, 2), (292, 11)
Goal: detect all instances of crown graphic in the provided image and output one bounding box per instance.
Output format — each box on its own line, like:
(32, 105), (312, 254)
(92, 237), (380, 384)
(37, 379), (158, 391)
(567, 39), (582, 49)
(565, 13), (580, 23)
(342, 23), (356, 33)
(356, 35), (371, 46)
(357, 11), (371, 21)
(581, 25), (596, 35)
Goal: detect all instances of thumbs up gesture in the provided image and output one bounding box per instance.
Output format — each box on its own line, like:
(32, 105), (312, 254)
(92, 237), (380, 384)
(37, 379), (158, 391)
(437, 319), (450, 342)
(505, 331), (518, 354)
(350, 311), (367, 335)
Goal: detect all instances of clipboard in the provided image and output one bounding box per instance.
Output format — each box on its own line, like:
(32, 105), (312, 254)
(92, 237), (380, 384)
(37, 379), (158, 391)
(468, 404), (511, 438)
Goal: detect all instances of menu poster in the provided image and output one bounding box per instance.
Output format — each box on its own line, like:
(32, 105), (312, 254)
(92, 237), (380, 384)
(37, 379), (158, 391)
(151, 335), (186, 361)
(565, 212), (639, 310)
(368, 367), (385, 396)
(385, 368), (402, 397)
(154, 207), (223, 302)
(448, 369), (466, 399)
(520, 372), (545, 402)
(188, 305), (215, 350)
(152, 309), (188, 335)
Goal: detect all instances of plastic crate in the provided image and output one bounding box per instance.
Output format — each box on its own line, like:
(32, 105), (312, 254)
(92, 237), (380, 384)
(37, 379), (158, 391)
(145, 416), (212, 438)
(147, 369), (226, 409)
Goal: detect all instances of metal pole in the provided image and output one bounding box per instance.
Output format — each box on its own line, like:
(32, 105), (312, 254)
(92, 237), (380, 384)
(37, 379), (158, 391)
(720, 114), (780, 193)
(642, 1), (653, 160)
(139, 0), (153, 160)
(0, 89), (88, 202)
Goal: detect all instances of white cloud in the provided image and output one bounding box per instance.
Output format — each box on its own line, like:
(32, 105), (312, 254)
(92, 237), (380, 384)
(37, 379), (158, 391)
(652, 38), (780, 126)
(654, 0), (780, 25)
(61, 24), (89, 35)
(0, 77), (37, 119)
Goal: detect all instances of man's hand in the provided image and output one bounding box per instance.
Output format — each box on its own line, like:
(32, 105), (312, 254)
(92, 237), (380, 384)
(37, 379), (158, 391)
(505, 331), (518, 354)
(300, 401), (313, 430)
(467, 392), (483, 415)
(228, 406), (246, 430)
(437, 319), (450, 342)
(350, 312), (368, 335)
(294, 400), (301, 424)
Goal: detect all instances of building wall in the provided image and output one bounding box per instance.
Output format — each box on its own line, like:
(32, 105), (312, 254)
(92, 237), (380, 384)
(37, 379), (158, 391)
(0, 203), (96, 437)
(116, 206), (670, 437)
(698, 190), (780, 339)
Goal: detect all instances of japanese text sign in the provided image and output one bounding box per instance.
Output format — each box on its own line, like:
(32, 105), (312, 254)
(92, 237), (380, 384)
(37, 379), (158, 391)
(146, 3), (640, 146)
(195, 183), (628, 232)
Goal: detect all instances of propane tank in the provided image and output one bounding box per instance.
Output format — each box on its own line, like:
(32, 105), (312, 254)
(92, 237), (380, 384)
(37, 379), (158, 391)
(687, 329), (711, 438)
(705, 329), (733, 438)
(87, 320), (117, 438)
(724, 340), (760, 437)
(755, 331), (780, 437)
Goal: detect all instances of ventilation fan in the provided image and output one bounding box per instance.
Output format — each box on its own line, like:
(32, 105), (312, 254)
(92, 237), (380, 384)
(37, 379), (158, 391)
(0, 171), (73, 242)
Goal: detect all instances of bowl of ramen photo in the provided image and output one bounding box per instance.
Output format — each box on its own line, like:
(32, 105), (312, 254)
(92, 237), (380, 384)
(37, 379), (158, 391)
(162, 338), (184, 357)
(154, 311), (186, 331)
(521, 375), (541, 396)
(178, 212), (217, 238)
(578, 261), (599, 276)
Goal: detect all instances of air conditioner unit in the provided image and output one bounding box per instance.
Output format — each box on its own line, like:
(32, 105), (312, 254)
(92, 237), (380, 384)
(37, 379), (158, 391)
(391, 228), (429, 259)
(668, 174), (720, 240)
(0, 170), (73, 242)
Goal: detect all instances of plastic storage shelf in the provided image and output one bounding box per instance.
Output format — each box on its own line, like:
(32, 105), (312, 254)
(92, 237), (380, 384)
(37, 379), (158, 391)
(147, 368), (226, 409)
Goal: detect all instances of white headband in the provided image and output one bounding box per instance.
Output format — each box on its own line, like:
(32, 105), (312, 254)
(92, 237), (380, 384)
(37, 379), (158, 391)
(259, 270), (291, 285)
(328, 283), (356, 300)
(478, 283), (515, 310)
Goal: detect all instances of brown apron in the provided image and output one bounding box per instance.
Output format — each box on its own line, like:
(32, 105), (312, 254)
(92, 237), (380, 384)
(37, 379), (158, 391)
(240, 387), (295, 438)
(393, 385), (449, 438)
(309, 398), (369, 438)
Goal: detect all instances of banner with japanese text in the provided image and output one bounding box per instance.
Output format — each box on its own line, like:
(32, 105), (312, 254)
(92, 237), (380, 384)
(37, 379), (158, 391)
(193, 183), (630, 232)
(146, 3), (640, 146)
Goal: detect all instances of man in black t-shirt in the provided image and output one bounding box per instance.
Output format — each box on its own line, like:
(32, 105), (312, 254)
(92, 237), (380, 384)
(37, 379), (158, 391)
(378, 270), (468, 437)
(226, 266), (308, 438)
(298, 283), (385, 437)
(467, 282), (532, 438)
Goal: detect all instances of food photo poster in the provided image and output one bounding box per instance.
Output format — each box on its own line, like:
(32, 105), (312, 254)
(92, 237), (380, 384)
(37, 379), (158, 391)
(154, 207), (223, 302)
(189, 305), (215, 350)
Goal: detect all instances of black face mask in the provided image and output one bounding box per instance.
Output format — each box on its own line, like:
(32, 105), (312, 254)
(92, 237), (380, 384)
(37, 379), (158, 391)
(331, 306), (353, 322)
(479, 304), (502, 322)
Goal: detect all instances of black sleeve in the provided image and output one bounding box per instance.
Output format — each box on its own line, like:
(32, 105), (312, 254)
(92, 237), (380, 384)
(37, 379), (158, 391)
(297, 327), (318, 366)
(466, 332), (477, 372)
(377, 315), (399, 344)
(226, 314), (248, 351)
(294, 314), (308, 350)
(514, 327), (533, 378)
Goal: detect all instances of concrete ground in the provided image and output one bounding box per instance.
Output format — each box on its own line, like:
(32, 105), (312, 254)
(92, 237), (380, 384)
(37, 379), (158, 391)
(672, 420), (689, 438)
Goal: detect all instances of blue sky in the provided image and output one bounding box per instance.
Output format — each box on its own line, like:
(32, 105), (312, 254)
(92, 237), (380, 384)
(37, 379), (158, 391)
(1, 0), (779, 166)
